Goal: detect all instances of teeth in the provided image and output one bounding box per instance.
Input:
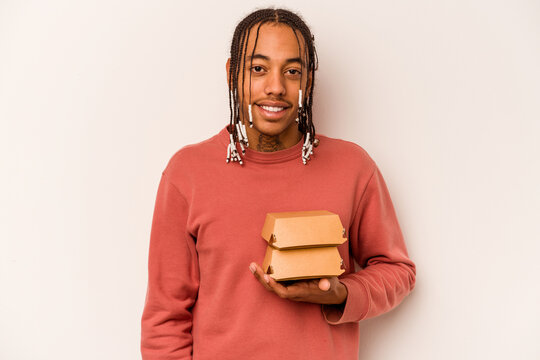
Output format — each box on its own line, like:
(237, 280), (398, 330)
(260, 105), (285, 112)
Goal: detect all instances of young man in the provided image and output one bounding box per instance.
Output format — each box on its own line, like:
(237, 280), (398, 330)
(141, 8), (415, 360)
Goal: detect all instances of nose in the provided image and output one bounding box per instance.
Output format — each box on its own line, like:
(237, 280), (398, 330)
(264, 70), (286, 96)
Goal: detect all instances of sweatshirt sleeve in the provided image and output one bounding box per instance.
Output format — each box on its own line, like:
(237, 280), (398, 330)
(141, 171), (199, 359)
(322, 166), (416, 324)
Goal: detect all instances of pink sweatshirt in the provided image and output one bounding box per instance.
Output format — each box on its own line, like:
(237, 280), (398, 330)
(141, 125), (416, 359)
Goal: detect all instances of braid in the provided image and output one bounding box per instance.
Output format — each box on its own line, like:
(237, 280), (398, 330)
(226, 8), (319, 164)
(248, 21), (264, 106)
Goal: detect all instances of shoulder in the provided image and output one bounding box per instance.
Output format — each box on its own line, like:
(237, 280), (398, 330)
(163, 129), (225, 178)
(316, 133), (376, 172)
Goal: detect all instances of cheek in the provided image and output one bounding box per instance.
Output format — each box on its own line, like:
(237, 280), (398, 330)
(287, 82), (301, 96)
(239, 78), (264, 104)
(245, 77), (263, 92)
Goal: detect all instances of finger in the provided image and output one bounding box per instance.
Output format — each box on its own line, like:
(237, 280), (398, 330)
(249, 262), (274, 291)
(318, 278), (331, 291)
(285, 279), (318, 293)
(265, 275), (291, 298)
(279, 279), (325, 302)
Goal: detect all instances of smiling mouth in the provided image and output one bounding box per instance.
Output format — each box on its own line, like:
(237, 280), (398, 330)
(260, 105), (286, 112)
(255, 104), (290, 120)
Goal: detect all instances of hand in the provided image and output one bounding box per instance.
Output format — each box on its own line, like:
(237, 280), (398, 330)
(249, 262), (348, 305)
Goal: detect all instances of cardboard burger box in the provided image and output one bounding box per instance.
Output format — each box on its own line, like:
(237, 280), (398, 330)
(261, 210), (346, 281)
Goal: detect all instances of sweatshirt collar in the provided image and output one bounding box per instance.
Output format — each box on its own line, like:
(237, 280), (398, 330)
(218, 125), (304, 164)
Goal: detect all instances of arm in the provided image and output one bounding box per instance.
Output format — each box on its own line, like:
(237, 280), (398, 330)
(322, 166), (416, 324)
(141, 172), (199, 359)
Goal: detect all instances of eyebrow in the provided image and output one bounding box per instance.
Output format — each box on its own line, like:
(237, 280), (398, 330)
(247, 54), (304, 66)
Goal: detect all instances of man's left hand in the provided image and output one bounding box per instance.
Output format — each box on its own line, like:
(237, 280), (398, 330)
(249, 262), (347, 305)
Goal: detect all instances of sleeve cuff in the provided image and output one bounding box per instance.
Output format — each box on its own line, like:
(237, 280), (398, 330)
(321, 277), (370, 325)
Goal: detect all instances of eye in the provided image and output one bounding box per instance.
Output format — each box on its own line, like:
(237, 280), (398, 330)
(286, 69), (302, 76)
(251, 65), (264, 73)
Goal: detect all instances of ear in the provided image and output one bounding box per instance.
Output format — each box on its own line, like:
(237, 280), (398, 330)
(305, 71), (313, 97)
(226, 58), (231, 86)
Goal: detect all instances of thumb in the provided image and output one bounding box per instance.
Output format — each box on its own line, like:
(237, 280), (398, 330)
(318, 278), (331, 291)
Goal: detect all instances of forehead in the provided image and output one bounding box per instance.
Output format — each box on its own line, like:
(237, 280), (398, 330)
(243, 22), (306, 60)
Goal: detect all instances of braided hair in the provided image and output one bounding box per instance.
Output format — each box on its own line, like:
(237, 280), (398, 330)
(227, 8), (319, 164)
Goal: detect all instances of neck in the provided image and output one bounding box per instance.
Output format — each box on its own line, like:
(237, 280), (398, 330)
(244, 121), (303, 152)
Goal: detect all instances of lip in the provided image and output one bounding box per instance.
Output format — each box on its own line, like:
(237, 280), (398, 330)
(257, 100), (290, 107)
(255, 103), (290, 121)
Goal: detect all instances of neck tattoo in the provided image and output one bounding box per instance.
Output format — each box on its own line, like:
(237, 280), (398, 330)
(257, 134), (284, 152)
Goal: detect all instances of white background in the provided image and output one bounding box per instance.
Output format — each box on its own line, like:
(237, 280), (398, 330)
(1, 1), (539, 359)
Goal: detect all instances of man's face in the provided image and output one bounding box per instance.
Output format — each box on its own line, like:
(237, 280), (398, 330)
(230, 23), (310, 138)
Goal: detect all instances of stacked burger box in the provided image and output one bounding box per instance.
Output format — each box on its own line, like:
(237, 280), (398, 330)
(261, 210), (346, 281)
